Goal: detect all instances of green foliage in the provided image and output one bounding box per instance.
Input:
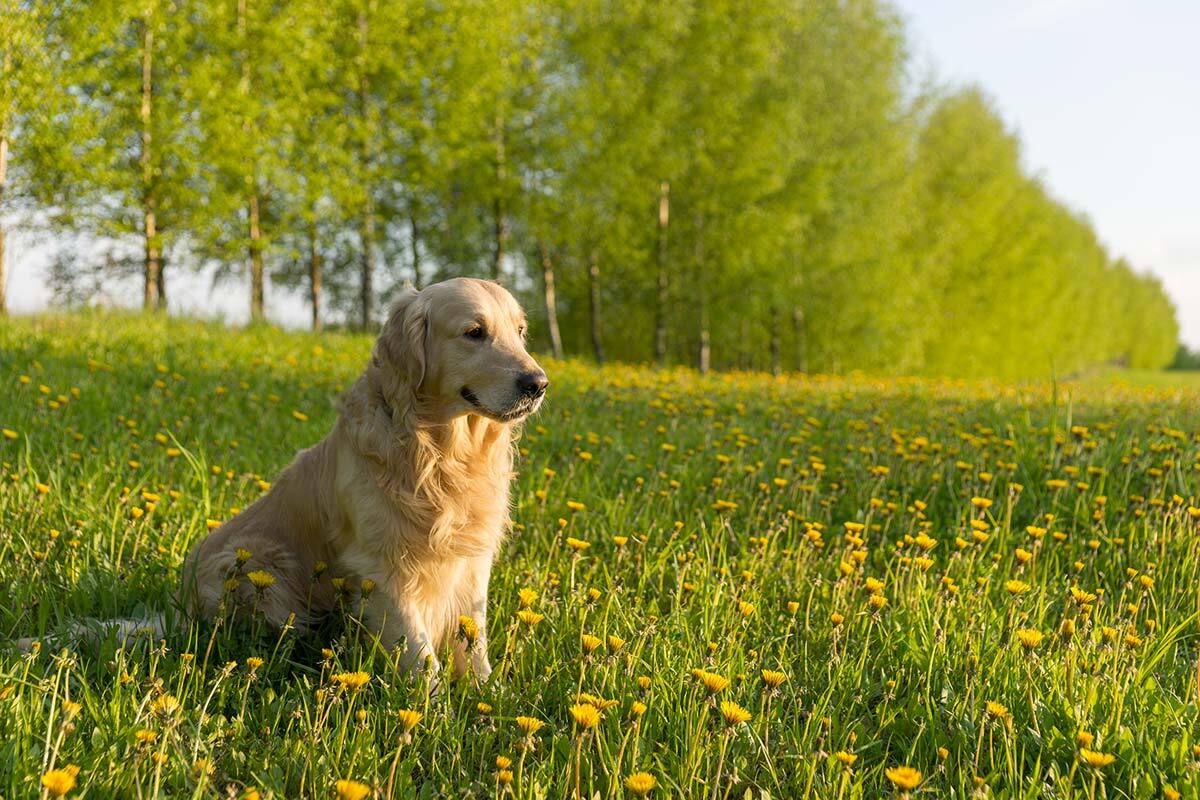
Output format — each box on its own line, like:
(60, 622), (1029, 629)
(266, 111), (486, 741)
(1170, 345), (1200, 371)
(1, 314), (1199, 796)
(3, 0), (1182, 377)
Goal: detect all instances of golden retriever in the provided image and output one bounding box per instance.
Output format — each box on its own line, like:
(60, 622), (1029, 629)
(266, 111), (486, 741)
(18, 278), (546, 682)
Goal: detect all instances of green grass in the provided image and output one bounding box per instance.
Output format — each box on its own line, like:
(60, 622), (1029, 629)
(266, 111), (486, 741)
(1, 312), (1199, 799)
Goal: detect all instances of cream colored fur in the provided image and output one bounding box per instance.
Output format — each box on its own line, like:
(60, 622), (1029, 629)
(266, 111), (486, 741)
(18, 278), (546, 683)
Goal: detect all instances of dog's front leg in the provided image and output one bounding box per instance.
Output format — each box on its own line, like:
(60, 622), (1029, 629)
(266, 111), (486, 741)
(453, 556), (493, 683)
(359, 586), (440, 685)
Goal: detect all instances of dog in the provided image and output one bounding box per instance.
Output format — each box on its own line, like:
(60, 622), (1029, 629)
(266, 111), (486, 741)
(17, 278), (547, 683)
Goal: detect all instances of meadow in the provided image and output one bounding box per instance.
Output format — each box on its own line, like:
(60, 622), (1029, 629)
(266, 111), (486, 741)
(1, 313), (1199, 799)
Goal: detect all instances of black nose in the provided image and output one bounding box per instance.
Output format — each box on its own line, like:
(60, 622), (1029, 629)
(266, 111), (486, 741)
(516, 370), (549, 398)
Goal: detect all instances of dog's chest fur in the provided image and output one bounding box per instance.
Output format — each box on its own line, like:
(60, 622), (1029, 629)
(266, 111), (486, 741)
(332, 415), (513, 641)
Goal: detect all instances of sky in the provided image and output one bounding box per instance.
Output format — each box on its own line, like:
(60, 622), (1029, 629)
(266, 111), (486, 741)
(897, 0), (1200, 348)
(5, 0), (1198, 347)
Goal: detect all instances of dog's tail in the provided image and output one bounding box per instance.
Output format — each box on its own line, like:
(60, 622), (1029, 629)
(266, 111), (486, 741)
(14, 612), (166, 653)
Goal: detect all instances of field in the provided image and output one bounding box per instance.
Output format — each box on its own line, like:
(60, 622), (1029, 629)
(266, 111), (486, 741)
(1, 313), (1199, 800)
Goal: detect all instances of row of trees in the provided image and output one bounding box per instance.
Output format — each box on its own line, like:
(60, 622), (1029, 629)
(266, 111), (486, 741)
(0, 0), (1180, 378)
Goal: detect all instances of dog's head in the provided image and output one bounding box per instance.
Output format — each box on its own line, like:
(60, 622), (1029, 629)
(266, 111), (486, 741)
(377, 278), (548, 423)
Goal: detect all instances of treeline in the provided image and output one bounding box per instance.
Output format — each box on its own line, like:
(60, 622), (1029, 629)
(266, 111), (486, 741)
(0, 0), (1180, 378)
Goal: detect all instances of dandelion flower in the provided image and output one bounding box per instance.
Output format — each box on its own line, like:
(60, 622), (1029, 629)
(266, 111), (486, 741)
(693, 669), (730, 694)
(335, 779), (371, 800)
(1080, 749), (1115, 769)
(718, 700), (752, 726)
(1015, 628), (1044, 650)
(885, 766), (922, 790)
(151, 694), (180, 716)
(518, 587), (538, 607)
(331, 671), (371, 691)
(516, 609), (544, 626)
(984, 700), (1010, 720)
(247, 570), (275, 590)
(41, 765), (80, 797)
(397, 708), (422, 731)
(761, 669), (787, 688)
(581, 634), (602, 653)
(570, 703), (602, 729)
(516, 716), (545, 736)
(835, 751), (857, 767)
(624, 772), (657, 796)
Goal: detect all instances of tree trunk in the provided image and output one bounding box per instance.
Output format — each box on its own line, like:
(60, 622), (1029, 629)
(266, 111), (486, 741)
(409, 201), (422, 289)
(156, 256), (166, 307)
(357, 6), (375, 329)
(239, 0), (263, 322)
(695, 215), (709, 374)
(588, 249), (604, 364)
(140, 6), (162, 311)
(654, 180), (670, 365)
(309, 219), (322, 332)
(492, 112), (507, 283)
(792, 306), (807, 373)
(359, 209), (375, 330)
(248, 188), (264, 321)
(769, 304), (781, 376)
(538, 240), (563, 359)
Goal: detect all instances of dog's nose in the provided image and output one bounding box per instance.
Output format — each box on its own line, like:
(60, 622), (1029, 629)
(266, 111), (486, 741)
(516, 370), (549, 398)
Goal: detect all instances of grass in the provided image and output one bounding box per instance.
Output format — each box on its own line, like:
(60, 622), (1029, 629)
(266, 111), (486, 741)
(1, 311), (1199, 799)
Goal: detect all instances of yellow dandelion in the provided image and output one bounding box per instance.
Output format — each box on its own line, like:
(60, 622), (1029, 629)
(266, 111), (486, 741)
(396, 708), (422, 731)
(41, 765), (80, 797)
(247, 570), (275, 590)
(1005, 580), (1030, 595)
(516, 716), (545, 736)
(516, 609), (544, 626)
(984, 700), (1010, 719)
(566, 537), (590, 551)
(570, 703), (602, 729)
(1015, 628), (1044, 650)
(885, 766), (922, 790)
(458, 615), (479, 644)
(624, 772), (657, 796)
(150, 694), (180, 716)
(718, 700), (752, 726)
(331, 671), (371, 691)
(1080, 749), (1115, 769)
(518, 587), (538, 607)
(694, 669), (730, 694)
(335, 779), (371, 800)
(761, 669), (787, 688)
(835, 751), (858, 767)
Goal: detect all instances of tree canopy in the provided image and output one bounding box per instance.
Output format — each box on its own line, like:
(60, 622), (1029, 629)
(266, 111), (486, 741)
(0, 0), (1180, 378)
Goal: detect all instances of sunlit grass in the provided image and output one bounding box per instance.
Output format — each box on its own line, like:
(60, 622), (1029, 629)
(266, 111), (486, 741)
(1, 312), (1198, 799)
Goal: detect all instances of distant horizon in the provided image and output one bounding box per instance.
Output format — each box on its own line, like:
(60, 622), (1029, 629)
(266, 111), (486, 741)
(899, 0), (1199, 349)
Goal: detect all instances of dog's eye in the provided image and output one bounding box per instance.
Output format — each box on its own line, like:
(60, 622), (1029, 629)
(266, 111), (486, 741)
(465, 326), (487, 340)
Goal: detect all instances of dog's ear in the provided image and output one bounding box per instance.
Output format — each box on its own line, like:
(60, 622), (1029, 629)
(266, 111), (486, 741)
(378, 288), (427, 392)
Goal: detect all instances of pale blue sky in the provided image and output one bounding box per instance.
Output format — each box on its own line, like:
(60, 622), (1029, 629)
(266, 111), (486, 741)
(6, 1), (1198, 346)
(897, 0), (1199, 347)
